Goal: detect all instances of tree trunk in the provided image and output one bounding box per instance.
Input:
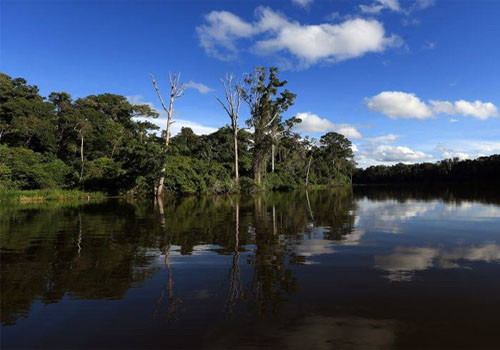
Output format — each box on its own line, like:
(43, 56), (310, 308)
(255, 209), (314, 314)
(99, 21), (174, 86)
(271, 144), (275, 173)
(233, 130), (239, 182)
(305, 155), (312, 187)
(156, 99), (174, 198)
(254, 157), (266, 186)
(79, 134), (84, 180)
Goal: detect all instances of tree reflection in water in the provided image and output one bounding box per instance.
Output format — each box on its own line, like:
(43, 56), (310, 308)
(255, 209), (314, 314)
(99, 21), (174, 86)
(2, 185), (500, 349)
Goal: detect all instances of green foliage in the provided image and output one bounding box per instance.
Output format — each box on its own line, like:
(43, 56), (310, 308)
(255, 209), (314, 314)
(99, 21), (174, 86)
(0, 145), (70, 189)
(0, 163), (13, 190)
(0, 72), (364, 196)
(354, 155), (500, 184)
(162, 155), (234, 194)
(82, 157), (125, 192)
(0, 189), (106, 202)
(241, 67), (297, 184)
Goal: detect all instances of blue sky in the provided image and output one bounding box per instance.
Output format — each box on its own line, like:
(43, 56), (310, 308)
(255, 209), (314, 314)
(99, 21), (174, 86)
(2, 0), (499, 167)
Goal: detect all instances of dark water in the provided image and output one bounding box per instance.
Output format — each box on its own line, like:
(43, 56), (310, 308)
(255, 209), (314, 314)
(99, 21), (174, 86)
(1, 187), (500, 349)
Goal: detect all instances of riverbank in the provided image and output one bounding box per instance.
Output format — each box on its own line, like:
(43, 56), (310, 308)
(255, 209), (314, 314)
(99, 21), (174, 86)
(0, 189), (108, 202)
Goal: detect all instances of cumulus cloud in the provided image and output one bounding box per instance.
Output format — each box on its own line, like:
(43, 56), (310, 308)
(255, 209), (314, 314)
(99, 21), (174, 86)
(430, 100), (499, 120)
(373, 145), (433, 162)
(196, 7), (402, 67)
(366, 91), (499, 120)
(365, 91), (433, 119)
(196, 10), (257, 61)
(435, 141), (500, 161)
(294, 112), (362, 139)
(185, 81), (214, 94)
(354, 133), (433, 167)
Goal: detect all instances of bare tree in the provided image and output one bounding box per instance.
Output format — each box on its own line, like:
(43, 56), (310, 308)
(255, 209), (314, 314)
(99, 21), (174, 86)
(216, 73), (243, 182)
(151, 73), (185, 197)
(74, 120), (90, 181)
(305, 155), (313, 187)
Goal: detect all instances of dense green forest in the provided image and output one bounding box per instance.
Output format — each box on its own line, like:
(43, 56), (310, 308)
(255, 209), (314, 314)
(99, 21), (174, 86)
(1, 71), (498, 197)
(354, 155), (500, 184)
(0, 70), (355, 196)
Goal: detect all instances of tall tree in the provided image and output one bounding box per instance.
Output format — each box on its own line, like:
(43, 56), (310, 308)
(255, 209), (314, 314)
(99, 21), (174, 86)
(151, 73), (185, 197)
(241, 67), (295, 185)
(318, 132), (355, 184)
(216, 73), (243, 182)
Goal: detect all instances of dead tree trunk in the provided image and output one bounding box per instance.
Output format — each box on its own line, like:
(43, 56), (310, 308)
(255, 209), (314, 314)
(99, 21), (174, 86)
(216, 73), (243, 183)
(305, 155), (313, 187)
(79, 134), (84, 180)
(151, 73), (185, 197)
(271, 144), (275, 173)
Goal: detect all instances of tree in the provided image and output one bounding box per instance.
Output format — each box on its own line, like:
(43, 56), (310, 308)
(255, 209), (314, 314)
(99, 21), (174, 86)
(216, 73), (243, 182)
(318, 132), (355, 185)
(241, 67), (296, 185)
(151, 73), (185, 197)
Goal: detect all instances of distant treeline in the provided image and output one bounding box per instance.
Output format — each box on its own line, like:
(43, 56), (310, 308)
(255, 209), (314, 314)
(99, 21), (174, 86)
(0, 71), (356, 196)
(353, 155), (500, 185)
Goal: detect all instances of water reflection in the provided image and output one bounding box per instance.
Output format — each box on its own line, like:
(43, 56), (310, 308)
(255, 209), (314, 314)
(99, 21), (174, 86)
(375, 243), (500, 281)
(1, 186), (500, 348)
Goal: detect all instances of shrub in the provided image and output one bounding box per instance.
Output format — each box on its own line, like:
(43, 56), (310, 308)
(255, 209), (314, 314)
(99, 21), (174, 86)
(82, 157), (125, 192)
(0, 145), (71, 189)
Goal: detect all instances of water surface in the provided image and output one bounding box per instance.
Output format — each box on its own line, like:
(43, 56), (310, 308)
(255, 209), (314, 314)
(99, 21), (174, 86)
(1, 187), (500, 349)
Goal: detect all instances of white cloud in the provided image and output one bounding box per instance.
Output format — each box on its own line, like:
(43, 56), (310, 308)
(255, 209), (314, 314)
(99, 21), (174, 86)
(455, 100), (497, 119)
(355, 134), (433, 167)
(470, 141), (500, 153)
(374, 145), (433, 162)
(449, 118), (458, 123)
(410, 0), (435, 12)
(365, 91), (433, 119)
(196, 10), (257, 61)
(366, 92), (499, 120)
(429, 100), (454, 114)
(294, 112), (335, 132)
(360, 0), (434, 15)
(292, 0), (313, 8)
(196, 7), (402, 67)
(126, 95), (157, 111)
(371, 133), (399, 143)
(360, 0), (401, 14)
(335, 124), (363, 139)
(430, 99), (499, 120)
(254, 16), (401, 67)
(294, 112), (362, 139)
(127, 96), (219, 136)
(435, 141), (500, 161)
(185, 81), (214, 94)
(134, 116), (218, 136)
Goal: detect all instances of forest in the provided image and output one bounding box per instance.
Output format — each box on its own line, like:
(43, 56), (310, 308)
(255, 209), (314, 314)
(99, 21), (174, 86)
(0, 69), (355, 196)
(1, 70), (498, 197)
(353, 155), (500, 185)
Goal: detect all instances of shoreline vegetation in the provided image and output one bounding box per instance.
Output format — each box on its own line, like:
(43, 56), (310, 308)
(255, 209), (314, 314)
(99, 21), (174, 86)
(1, 70), (498, 200)
(0, 189), (107, 202)
(0, 69), (356, 197)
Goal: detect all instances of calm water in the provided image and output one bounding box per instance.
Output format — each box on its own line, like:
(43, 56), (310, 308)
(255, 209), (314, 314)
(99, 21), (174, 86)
(1, 187), (500, 349)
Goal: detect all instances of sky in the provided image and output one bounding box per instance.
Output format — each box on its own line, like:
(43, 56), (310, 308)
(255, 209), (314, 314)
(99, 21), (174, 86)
(1, 0), (499, 167)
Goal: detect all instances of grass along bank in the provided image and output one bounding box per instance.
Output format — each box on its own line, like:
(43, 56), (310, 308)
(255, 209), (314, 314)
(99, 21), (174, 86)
(0, 189), (108, 202)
